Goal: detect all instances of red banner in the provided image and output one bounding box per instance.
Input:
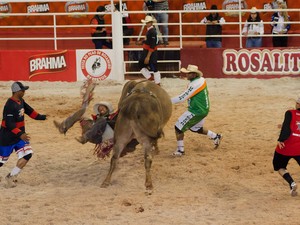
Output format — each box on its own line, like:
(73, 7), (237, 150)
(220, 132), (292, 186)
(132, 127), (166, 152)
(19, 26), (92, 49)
(181, 47), (300, 78)
(0, 50), (76, 81)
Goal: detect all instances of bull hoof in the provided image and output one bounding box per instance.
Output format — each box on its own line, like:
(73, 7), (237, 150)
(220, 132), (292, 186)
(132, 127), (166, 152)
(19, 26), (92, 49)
(145, 183), (153, 191)
(53, 120), (66, 134)
(101, 181), (110, 188)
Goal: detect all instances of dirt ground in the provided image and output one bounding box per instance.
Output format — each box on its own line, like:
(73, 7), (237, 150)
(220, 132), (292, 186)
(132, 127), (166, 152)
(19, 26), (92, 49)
(0, 77), (299, 225)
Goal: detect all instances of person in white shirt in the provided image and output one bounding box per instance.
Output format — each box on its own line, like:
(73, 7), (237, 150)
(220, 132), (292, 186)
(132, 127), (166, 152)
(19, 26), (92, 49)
(242, 7), (264, 48)
(271, 0), (290, 47)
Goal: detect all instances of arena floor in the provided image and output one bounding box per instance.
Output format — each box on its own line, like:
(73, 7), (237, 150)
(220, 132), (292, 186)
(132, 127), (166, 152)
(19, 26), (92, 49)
(0, 77), (299, 225)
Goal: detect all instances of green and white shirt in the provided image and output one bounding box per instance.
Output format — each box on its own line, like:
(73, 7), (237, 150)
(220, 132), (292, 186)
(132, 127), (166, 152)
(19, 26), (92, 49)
(171, 77), (210, 116)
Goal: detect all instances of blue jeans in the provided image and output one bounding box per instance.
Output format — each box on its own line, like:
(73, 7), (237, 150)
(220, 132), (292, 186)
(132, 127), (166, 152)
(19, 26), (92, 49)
(246, 37), (262, 48)
(206, 40), (222, 48)
(92, 39), (112, 49)
(155, 12), (168, 43)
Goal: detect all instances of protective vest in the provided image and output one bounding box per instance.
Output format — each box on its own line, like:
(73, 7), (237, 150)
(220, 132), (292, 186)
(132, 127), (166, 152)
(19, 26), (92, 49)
(276, 110), (300, 156)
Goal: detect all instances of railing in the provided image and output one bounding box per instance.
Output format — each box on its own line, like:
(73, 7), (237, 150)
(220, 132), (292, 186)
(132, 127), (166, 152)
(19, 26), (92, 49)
(1, 4), (299, 76)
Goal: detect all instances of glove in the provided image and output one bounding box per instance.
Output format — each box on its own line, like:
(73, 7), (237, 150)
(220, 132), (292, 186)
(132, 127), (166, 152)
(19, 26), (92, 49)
(39, 114), (47, 120)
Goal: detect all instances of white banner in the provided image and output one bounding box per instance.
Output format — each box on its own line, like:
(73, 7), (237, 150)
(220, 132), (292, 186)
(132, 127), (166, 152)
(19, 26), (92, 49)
(76, 49), (118, 81)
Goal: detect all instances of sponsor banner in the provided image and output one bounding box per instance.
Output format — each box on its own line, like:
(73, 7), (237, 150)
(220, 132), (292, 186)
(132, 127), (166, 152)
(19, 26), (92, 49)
(27, 2), (50, 14)
(0, 50), (76, 81)
(76, 49), (115, 81)
(222, 0), (248, 17)
(0, 2), (12, 18)
(223, 49), (300, 76)
(65, 1), (88, 18)
(182, 1), (207, 10)
(181, 48), (300, 78)
(29, 50), (68, 79)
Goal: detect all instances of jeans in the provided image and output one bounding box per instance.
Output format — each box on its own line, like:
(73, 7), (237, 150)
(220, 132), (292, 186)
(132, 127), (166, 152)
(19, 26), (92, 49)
(206, 40), (222, 48)
(154, 12), (168, 43)
(246, 37), (262, 48)
(272, 36), (288, 47)
(92, 39), (112, 49)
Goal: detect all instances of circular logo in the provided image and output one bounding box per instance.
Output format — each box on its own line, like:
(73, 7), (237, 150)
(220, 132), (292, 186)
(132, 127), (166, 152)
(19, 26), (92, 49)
(81, 50), (112, 80)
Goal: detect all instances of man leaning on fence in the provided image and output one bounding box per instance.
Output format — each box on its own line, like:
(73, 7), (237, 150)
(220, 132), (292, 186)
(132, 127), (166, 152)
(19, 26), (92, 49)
(200, 5), (225, 48)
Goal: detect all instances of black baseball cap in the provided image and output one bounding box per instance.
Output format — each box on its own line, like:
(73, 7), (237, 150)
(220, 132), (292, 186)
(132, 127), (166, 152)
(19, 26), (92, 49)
(11, 81), (29, 92)
(96, 6), (105, 12)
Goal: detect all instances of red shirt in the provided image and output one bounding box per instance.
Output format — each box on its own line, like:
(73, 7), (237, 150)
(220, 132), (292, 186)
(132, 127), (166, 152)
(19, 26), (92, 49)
(276, 110), (300, 156)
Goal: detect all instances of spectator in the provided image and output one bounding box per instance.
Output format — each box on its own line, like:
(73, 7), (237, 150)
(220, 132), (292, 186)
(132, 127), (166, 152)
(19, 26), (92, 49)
(153, 0), (169, 45)
(271, 0), (290, 47)
(136, 0), (163, 45)
(242, 7), (264, 48)
(115, 2), (134, 45)
(90, 5), (112, 49)
(272, 97), (300, 196)
(200, 5), (225, 48)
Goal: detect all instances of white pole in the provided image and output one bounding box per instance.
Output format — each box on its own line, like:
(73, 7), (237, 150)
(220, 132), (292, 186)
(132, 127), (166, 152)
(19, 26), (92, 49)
(112, 11), (124, 81)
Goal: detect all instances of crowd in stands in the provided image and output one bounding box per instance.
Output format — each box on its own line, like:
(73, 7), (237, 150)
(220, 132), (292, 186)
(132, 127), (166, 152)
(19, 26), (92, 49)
(91, 0), (291, 49)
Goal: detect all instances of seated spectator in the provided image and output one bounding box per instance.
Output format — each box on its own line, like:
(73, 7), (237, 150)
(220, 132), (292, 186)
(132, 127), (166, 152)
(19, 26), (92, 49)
(200, 5), (225, 48)
(271, 0), (290, 47)
(90, 5), (112, 49)
(242, 7), (264, 48)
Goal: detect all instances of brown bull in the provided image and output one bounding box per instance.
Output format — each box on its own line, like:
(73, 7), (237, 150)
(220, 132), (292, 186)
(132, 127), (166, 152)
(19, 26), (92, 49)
(101, 80), (172, 190)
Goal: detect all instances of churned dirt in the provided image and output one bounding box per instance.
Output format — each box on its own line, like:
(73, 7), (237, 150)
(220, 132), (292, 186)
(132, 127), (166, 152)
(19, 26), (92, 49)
(0, 77), (299, 225)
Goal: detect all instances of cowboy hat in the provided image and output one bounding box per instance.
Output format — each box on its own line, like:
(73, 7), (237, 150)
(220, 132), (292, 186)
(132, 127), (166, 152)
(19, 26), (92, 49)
(250, 7), (258, 14)
(141, 15), (154, 23)
(180, 65), (203, 77)
(93, 101), (114, 115)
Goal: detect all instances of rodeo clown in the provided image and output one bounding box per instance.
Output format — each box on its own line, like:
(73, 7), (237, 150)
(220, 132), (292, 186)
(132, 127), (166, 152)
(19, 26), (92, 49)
(0, 81), (47, 188)
(171, 64), (222, 156)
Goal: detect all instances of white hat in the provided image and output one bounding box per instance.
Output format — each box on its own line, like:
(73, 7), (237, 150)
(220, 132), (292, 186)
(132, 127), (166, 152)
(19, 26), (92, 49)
(250, 7), (257, 14)
(180, 65), (203, 77)
(277, 0), (284, 3)
(93, 101), (114, 115)
(141, 15), (154, 23)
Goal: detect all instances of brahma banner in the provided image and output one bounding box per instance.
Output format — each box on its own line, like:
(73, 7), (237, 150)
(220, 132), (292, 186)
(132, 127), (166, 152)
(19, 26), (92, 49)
(29, 51), (68, 79)
(0, 50), (76, 81)
(26, 2), (50, 13)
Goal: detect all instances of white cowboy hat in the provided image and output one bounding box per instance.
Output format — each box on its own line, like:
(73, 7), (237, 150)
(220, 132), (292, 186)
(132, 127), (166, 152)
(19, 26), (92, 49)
(141, 15), (154, 23)
(180, 64), (203, 77)
(93, 101), (114, 115)
(250, 7), (258, 14)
